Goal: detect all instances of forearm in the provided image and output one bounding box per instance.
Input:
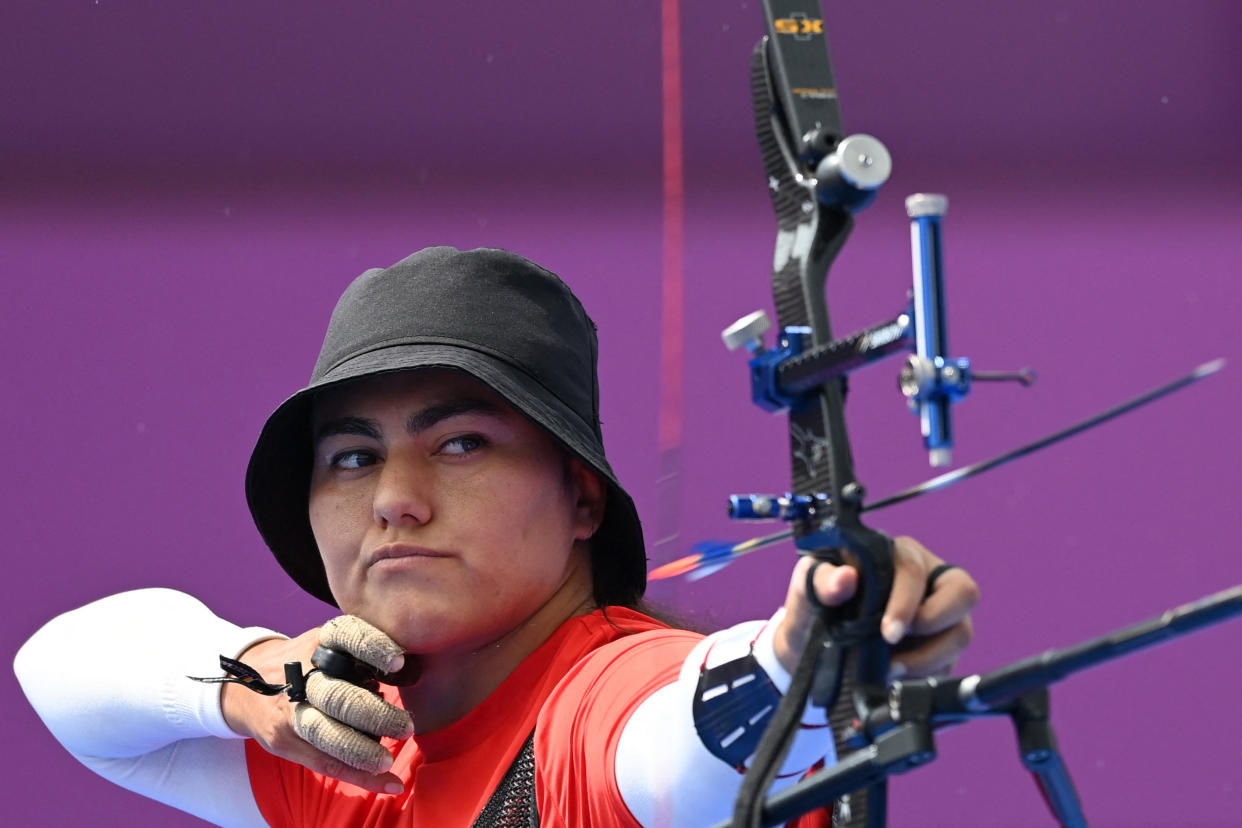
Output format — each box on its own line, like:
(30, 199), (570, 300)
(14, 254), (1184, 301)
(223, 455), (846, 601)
(15, 587), (282, 755)
(14, 588), (283, 826)
(615, 608), (834, 827)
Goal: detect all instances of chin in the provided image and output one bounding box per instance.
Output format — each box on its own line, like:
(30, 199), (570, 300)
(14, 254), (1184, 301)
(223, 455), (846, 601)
(353, 601), (496, 655)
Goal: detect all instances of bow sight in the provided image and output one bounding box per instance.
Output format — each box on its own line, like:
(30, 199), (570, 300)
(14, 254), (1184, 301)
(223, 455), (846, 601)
(722, 189), (1030, 470)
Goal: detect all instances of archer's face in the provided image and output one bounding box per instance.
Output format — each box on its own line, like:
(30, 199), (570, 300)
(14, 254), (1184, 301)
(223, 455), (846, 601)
(307, 369), (600, 654)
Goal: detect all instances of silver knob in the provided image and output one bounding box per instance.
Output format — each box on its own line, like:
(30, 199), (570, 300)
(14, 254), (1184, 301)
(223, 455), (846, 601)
(905, 193), (948, 218)
(722, 310), (772, 352)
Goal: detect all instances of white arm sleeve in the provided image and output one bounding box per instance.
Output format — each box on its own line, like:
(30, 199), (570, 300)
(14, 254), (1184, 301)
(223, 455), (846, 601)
(13, 588), (286, 828)
(615, 608), (835, 828)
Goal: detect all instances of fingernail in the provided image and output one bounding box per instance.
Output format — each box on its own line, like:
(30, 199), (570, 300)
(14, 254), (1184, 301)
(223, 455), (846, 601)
(383, 781), (404, 795)
(881, 618), (907, 645)
(888, 661), (908, 681)
(386, 654), (404, 673)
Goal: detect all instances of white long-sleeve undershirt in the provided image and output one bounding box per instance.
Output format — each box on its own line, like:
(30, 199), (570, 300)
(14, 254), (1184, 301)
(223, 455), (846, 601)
(14, 588), (835, 827)
(14, 589), (279, 827)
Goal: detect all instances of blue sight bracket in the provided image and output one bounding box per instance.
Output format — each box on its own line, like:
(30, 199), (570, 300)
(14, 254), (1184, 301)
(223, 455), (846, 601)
(722, 183), (1033, 469)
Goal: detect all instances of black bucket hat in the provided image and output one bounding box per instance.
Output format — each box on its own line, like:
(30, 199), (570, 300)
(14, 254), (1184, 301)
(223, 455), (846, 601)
(245, 246), (647, 608)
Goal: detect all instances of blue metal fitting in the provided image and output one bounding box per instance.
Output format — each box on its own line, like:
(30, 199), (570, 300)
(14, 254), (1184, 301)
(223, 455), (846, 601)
(729, 494), (783, 520)
(749, 326), (813, 412)
(898, 354), (972, 465)
(728, 492), (830, 522)
(936, 356), (972, 403)
(794, 524), (848, 552)
(900, 355), (973, 410)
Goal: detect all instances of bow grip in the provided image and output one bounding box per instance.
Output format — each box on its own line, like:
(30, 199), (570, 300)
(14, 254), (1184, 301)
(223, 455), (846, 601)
(799, 525), (895, 679)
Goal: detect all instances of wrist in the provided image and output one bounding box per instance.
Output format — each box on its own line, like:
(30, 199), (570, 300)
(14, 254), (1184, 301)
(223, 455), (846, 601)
(218, 635), (298, 738)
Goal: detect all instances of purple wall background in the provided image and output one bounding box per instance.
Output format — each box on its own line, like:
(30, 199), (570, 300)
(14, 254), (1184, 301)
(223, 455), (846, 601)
(3, 2), (1239, 826)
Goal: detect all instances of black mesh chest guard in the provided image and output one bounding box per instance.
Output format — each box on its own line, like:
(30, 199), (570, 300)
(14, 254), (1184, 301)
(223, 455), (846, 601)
(471, 731), (539, 828)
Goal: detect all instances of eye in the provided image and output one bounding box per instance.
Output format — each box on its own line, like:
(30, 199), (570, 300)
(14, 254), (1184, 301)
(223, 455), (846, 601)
(438, 433), (489, 456)
(329, 449), (379, 470)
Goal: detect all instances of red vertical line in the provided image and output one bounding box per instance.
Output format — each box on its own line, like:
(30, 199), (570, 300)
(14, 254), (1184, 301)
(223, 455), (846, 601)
(655, 0), (686, 555)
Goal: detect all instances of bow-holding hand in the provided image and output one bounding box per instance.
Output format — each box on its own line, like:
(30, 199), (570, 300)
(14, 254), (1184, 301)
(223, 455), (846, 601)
(773, 535), (979, 680)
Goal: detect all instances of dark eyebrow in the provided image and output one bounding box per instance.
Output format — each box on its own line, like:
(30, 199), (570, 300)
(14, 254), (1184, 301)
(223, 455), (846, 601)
(313, 398), (506, 446)
(313, 416), (382, 446)
(406, 398), (505, 435)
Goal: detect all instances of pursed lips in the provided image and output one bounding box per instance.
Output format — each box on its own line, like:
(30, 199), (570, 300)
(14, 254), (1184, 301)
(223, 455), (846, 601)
(368, 543), (454, 567)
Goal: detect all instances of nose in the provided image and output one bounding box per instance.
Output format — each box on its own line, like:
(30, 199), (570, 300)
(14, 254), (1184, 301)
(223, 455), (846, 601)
(372, 453), (432, 528)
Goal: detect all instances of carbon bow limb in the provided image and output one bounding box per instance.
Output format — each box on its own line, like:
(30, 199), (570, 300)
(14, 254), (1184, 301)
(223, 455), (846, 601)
(731, 3), (895, 826)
